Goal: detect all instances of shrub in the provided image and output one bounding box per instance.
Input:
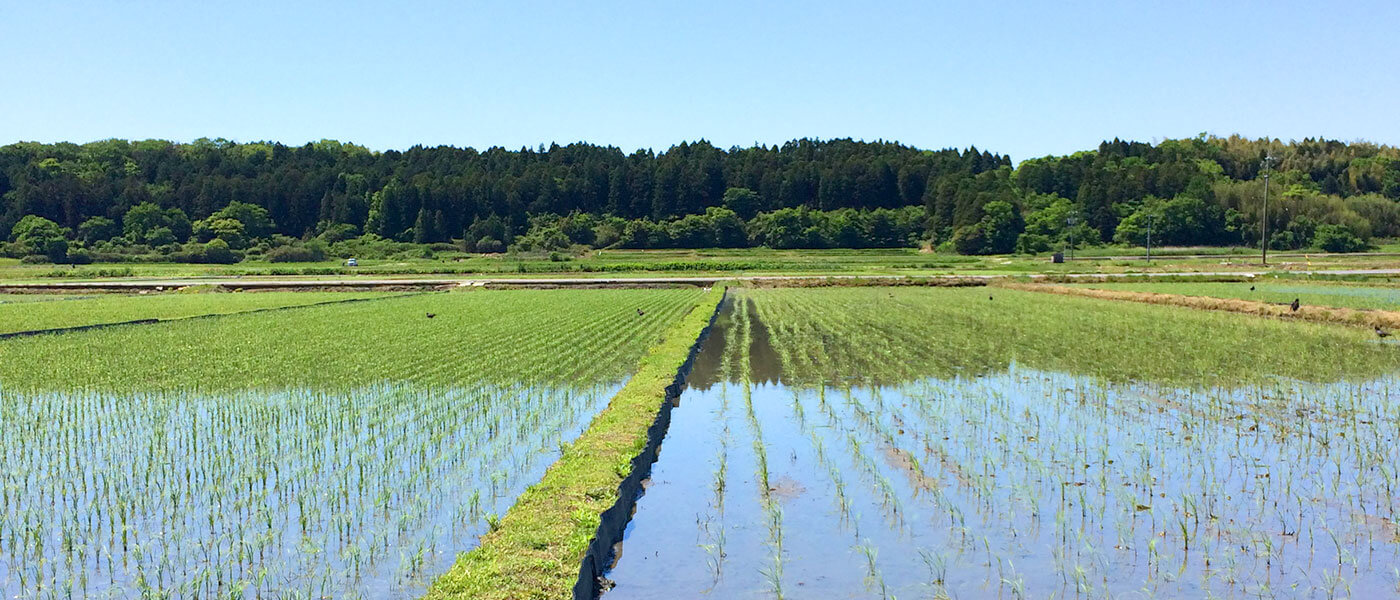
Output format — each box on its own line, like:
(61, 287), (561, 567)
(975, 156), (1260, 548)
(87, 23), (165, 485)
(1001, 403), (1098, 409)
(166, 239), (240, 264)
(202, 239), (238, 264)
(1313, 224), (1368, 253)
(1015, 233), (1053, 254)
(65, 248), (94, 265)
(475, 236), (505, 253)
(266, 244), (327, 263)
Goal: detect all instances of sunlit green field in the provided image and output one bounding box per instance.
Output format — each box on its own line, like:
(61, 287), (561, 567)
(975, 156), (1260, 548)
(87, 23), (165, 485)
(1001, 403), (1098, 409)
(0, 290), (391, 335)
(747, 286), (1397, 384)
(604, 287), (1400, 599)
(0, 293), (94, 304)
(1070, 280), (1400, 311)
(0, 288), (708, 599)
(1, 244), (1397, 283)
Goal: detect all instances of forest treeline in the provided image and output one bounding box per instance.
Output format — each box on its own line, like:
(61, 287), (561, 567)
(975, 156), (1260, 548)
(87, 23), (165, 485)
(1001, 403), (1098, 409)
(2, 135), (1397, 264)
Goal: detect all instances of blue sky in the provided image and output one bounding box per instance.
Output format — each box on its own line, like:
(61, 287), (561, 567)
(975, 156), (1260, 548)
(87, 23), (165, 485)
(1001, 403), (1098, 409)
(2, 1), (1397, 162)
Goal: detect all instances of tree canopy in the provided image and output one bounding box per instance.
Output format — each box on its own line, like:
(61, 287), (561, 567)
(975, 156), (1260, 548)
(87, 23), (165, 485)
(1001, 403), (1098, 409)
(1, 134), (1396, 262)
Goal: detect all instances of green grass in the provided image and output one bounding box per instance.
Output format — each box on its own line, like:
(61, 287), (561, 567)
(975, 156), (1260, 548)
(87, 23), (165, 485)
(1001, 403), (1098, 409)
(746, 287), (1399, 386)
(3, 244), (1397, 282)
(1068, 280), (1400, 311)
(0, 290), (391, 335)
(0, 288), (706, 392)
(0, 293), (95, 304)
(424, 286), (726, 600)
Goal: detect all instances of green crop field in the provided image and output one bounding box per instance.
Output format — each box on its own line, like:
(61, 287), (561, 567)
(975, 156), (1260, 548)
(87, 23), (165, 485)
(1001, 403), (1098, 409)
(603, 286), (1400, 599)
(1070, 280), (1400, 311)
(746, 286), (1397, 384)
(4, 283), (1400, 600)
(0, 288), (709, 599)
(0, 293), (94, 304)
(0, 291), (393, 335)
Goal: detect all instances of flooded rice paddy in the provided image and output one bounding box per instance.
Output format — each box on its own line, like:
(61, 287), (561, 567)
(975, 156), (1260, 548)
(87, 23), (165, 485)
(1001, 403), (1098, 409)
(606, 294), (1400, 599)
(0, 382), (618, 599)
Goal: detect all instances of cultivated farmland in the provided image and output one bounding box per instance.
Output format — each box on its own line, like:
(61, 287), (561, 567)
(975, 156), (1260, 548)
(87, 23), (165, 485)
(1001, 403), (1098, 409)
(1071, 280), (1400, 311)
(605, 287), (1400, 599)
(0, 288), (707, 598)
(0, 291), (392, 336)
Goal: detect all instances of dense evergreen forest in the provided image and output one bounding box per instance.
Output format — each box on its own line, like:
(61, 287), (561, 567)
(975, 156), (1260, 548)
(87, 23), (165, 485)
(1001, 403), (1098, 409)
(2, 135), (1397, 264)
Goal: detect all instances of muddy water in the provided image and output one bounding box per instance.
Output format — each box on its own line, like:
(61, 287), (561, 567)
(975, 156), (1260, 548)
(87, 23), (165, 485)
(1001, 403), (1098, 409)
(604, 299), (1400, 599)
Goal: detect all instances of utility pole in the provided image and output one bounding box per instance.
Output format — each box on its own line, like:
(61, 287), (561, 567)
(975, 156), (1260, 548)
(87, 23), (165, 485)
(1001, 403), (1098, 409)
(1146, 213), (1153, 263)
(1261, 153), (1275, 265)
(1067, 214), (1077, 260)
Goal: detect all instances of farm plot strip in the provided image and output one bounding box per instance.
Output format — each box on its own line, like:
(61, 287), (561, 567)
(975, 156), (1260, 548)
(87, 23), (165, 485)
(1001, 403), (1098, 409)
(1000, 282), (1400, 331)
(0, 291), (397, 336)
(423, 285), (726, 600)
(744, 287), (1397, 386)
(0, 289), (705, 392)
(604, 287), (1400, 598)
(1066, 279), (1400, 311)
(0, 289), (709, 599)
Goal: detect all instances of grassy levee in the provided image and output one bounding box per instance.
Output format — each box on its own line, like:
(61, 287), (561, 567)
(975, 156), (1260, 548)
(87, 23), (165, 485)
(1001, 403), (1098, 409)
(1000, 281), (1400, 330)
(424, 285), (726, 600)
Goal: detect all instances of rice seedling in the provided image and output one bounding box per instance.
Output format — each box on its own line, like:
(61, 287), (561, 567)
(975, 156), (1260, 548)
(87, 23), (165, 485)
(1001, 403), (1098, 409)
(604, 286), (1400, 599)
(0, 290), (392, 335)
(0, 288), (707, 598)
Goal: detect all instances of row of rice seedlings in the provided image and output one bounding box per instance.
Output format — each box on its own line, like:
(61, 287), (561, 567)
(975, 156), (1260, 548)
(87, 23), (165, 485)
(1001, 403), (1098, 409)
(0, 291), (392, 335)
(730, 299), (786, 600)
(699, 301), (743, 588)
(0, 381), (619, 598)
(751, 290), (1400, 597)
(0, 288), (706, 392)
(0, 290), (715, 598)
(893, 372), (1400, 597)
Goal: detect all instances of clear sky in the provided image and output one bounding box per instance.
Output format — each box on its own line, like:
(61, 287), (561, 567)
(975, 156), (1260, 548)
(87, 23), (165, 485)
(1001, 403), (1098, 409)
(3, 1), (1397, 162)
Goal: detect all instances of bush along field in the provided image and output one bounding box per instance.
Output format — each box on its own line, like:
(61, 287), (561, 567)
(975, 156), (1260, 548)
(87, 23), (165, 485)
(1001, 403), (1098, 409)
(602, 287), (1400, 599)
(0, 288), (710, 599)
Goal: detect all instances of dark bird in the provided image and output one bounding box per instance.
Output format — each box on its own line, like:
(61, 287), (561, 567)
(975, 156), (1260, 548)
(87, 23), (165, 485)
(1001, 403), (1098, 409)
(426, 312), (436, 319)
(1249, 285), (1255, 291)
(988, 295), (994, 301)
(636, 308), (645, 316)
(1290, 298), (1300, 312)
(1378, 326), (1392, 339)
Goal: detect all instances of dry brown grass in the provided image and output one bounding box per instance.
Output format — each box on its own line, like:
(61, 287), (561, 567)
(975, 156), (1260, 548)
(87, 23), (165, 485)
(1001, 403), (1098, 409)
(996, 282), (1400, 331)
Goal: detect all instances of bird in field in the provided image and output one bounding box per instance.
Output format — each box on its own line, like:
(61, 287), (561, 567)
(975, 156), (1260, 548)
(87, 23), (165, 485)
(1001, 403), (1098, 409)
(1377, 326), (1392, 338)
(1290, 298), (1300, 312)
(426, 312), (436, 319)
(636, 308), (645, 316)
(988, 295), (994, 301)
(1249, 285), (1255, 291)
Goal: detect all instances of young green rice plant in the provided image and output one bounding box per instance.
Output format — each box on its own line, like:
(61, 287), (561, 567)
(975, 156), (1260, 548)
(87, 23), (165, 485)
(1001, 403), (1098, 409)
(0, 288), (709, 599)
(0, 291), (396, 335)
